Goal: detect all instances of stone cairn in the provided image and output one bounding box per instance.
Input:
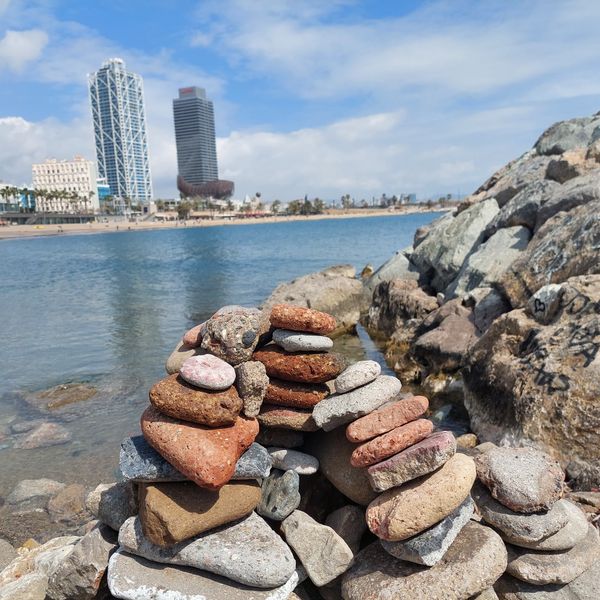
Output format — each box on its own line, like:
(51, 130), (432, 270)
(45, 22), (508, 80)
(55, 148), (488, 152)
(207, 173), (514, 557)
(79, 304), (599, 598)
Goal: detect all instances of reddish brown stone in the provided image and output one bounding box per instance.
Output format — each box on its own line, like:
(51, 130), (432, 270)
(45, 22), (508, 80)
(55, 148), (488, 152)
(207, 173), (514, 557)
(141, 406), (258, 490)
(351, 419), (434, 468)
(182, 323), (204, 348)
(253, 346), (345, 384)
(270, 304), (337, 334)
(265, 378), (329, 408)
(257, 404), (319, 431)
(346, 396), (429, 443)
(149, 374), (242, 427)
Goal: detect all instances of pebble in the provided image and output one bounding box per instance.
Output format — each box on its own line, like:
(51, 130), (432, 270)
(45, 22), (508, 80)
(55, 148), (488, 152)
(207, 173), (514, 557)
(267, 448), (319, 475)
(346, 395), (429, 443)
(235, 361), (269, 417)
(107, 549), (305, 600)
(269, 304), (337, 334)
(140, 406), (258, 490)
(257, 469), (301, 521)
(119, 512), (296, 588)
(366, 453), (476, 541)
(313, 375), (402, 432)
(334, 360), (381, 393)
(475, 447), (564, 513)
(6, 478), (66, 510)
(281, 510), (354, 587)
(139, 480), (261, 546)
(253, 346), (345, 384)
(179, 353), (236, 390)
(367, 430), (457, 492)
(256, 428), (304, 448)
(164, 339), (204, 374)
(257, 405), (319, 431)
(181, 322), (204, 348)
(305, 428), (378, 506)
(265, 378), (329, 408)
(506, 524), (600, 585)
(200, 307), (267, 365)
(456, 432), (478, 448)
(341, 522), (507, 600)
(272, 329), (334, 352)
(149, 373), (241, 426)
(381, 496), (474, 566)
(13, 422), (72, 449)
(85, 481), (138, 531)
(350, 418), (434, 468)
(120, 435), (271, 482)
(325, 505), (367, 554)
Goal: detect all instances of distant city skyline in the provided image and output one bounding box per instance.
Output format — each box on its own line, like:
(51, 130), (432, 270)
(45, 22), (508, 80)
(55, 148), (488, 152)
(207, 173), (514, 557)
(88, 58), (153, 202)
(2, 1), (600, 200)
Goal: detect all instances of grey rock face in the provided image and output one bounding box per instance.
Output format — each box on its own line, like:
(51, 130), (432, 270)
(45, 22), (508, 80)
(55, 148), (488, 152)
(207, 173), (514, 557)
(342, 522), (507, 600)
(235, 361), (269, 418)
(364, 249), (420, 293)
(0, 538), (17, 571)
(506, 525), (600, 585)
(312, 375), (401, 431)
(281, 510), (354, 587)
(0, 572), (49, 600)
(119, 436), (271, 482)
(534, 115), (600, 155)
(85, 482), (137, 532)
(526, 283), (563, 324)
(325, 505), (366, 554)
(410, 198), (500, 291)
(266, 448), (318, 475)
(107, 550), (305, 600)
(272, 329), (333, 353)
(445, 226), (531, 298)
(46, 524), (117, 600)
(334, 360), (381, 393)
(472, 483), (569, 544)
(466, 287), (511, 333)
(257, 469), (301, 521)
(118, 512), (296, 588)
(381, 496), (474, 566)
(6, 479), (65, 511)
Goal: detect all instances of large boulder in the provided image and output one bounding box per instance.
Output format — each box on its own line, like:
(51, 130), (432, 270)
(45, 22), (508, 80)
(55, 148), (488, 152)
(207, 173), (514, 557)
(500, 200), (600, 307)
(364, 248), (420, 293)
(463, 275), (600, 480)
(262, 265), (368, 335)
(409, 198), (499, 292)
(534, 114), (600, 156)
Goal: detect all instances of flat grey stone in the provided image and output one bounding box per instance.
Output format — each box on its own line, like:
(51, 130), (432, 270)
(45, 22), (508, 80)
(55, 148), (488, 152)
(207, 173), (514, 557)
(281, 510), (354, 587)
(46, 524), (117, 600)
(381, 496), (475, 566)
(507, 525), (600, 585)
(312, 375), (402, 432)
(6, 479), (65, 511)
(472, 482), (569, 543)
(118, 512), (296, 588)
(107, 549), (305, 600)
(267, 448), (319, 475)
(272, 329), (333, 352)
(334, 360), (381, 393)
(85, 482), (137, 532)
(501, 500), (589, 551)
(257, 469), (301, 521)
(325, 505), (366, 554)
(119, 436), (271, 482)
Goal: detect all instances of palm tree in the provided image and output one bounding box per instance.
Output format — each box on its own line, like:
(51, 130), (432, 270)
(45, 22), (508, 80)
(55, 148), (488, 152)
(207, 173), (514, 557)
(271, 200), (281, 214)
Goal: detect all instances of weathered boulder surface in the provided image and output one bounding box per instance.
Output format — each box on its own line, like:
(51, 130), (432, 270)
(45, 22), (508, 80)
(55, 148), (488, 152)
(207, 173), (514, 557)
(464, 275), (600, 477)
(262, 265), (368, 335)
(534, 114), (600, 156)
(364, 249), (420, 293)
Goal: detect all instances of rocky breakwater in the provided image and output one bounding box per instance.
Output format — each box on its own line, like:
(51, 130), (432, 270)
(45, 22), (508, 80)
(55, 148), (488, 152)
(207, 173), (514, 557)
(361, 109), (600, 485)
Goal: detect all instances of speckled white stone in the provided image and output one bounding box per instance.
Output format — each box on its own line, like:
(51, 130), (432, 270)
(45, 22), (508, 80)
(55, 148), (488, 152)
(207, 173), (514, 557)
(267, 448), (319, 475)
(179, 354), (236, 390)
(272, 329), (333, 353)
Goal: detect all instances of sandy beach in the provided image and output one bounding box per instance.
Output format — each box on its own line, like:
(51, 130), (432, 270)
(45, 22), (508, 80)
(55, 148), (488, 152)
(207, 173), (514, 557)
(0, 206), (449, 240)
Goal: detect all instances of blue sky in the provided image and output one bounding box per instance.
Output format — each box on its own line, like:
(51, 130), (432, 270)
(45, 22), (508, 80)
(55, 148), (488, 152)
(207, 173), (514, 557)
(1, 0), (600, 200)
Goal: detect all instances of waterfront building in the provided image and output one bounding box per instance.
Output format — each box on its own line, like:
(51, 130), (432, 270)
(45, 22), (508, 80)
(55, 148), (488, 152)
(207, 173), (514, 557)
(0, 182), (35, 213)
(32, 156), (99, 213)
(173, 86), (218, 186)
(88, 58), (153, 203)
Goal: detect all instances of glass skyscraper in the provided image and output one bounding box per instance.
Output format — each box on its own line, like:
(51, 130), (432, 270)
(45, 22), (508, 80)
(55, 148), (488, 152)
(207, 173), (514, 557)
(88, 58), (153, 203)
(173, 87), (218, 185)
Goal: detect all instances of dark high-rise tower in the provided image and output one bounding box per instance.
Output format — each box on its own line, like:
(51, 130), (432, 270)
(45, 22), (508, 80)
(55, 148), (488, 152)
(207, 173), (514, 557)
(173, 87), (218, 186)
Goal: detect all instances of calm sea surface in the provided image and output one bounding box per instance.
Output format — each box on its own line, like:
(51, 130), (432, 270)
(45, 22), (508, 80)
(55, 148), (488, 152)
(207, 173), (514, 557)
(0, 213), (443, 495)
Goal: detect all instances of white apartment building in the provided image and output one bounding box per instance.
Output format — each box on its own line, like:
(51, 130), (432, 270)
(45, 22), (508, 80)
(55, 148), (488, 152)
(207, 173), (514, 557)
(32, 156), (100, 213)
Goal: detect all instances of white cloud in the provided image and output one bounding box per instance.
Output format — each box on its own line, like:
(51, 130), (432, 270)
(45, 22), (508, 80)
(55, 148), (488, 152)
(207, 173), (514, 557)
(0, 29), (48, 72)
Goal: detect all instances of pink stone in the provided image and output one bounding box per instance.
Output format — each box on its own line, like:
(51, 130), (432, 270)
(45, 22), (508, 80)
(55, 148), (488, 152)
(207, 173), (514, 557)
(180, 354), (236, 390)
(182, 323), (205, 348)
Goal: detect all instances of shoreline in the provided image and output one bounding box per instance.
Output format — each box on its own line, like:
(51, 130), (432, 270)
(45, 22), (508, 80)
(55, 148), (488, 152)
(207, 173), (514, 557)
(0, 206), (450, 240)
